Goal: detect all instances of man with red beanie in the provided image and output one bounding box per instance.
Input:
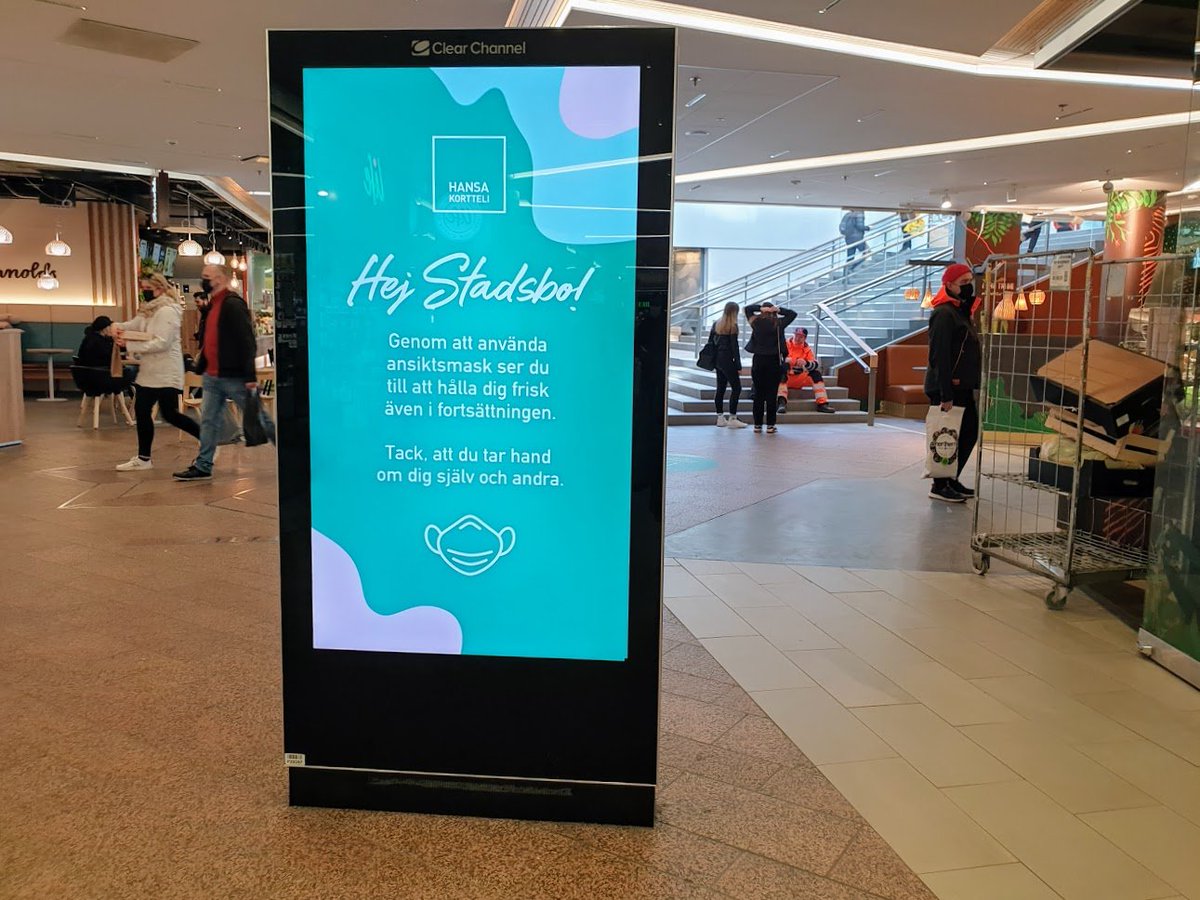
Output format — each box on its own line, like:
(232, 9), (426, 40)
(923, 262), (981, 502)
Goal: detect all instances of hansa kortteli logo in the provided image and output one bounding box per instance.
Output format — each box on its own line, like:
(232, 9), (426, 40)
(431, 135), (507, 215)
(411, 39), (431, 56)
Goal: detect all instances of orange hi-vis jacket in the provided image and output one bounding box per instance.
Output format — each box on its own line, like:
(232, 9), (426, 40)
(785, 337), (817, 389)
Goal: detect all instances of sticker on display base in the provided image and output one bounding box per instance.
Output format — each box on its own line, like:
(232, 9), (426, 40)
(425, 515), (516, 577)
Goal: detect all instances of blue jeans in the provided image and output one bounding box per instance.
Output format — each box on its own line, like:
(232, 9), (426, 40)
(193, 375), (276, 474)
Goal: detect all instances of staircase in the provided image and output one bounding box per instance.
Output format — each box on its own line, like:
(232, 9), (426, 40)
(670, 214), (959, 424)
(667, 340), (867, 425)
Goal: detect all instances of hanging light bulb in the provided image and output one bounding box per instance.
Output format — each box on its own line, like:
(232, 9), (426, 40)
(1029, 289), (1046, 306)
(45, 231), (71, 256)
(203, 247), (226, 266)
(238, 256), (247, 272)
(228, 254), (239, 270)
(921, 289), (934, 309)
(230, 273), (243, 291)
(36, 272), (59, 290)
(939, 192), (952, 210)
(1015, 291), (1029, 311)
(0, 224), (12, 244)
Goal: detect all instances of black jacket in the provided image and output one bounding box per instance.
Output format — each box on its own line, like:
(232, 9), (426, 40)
(195, 292), (258, 381)
(76, 330), (113, 369)
(707, 326), (742, 372)
(744, 304), (797, 358)
(924, 299), (981, 402)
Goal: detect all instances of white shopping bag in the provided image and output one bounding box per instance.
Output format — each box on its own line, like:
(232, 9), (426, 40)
(924, 405), (966, 479)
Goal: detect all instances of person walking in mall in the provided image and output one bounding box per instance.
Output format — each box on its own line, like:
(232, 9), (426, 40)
(709, 301), (747, 428)
(173, 262), (274, 482)
(744, 300), (796, 434)
(925, 262), (981, 503)
(840, 208), (868, 273)
(113, 273), (200, 470)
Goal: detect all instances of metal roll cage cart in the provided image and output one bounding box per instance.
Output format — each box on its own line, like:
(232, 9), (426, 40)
(970, 251), (1184, 609)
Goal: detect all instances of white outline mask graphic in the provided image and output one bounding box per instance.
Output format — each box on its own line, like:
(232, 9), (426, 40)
(425, 514), (516, 577)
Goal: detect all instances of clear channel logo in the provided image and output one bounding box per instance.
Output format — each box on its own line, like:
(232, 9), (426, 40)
(410, 38), (526, 58)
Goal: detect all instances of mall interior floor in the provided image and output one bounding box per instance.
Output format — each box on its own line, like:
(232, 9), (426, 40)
(4, 403), (1200, 900)
(2, 403), (932, 900)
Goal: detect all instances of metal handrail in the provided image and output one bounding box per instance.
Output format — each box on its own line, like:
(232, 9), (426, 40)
(813, 304), (878, 426)
(672, 214), (909, 337)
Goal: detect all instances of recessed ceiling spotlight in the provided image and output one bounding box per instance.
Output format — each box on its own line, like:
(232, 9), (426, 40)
(317, 189), (330, 197)
(1126, 148), (1133, 153)
(856, 109), (884, 124)
(769, 150), (790, 159)
(873, 170), (894, 177)
(982, 181), (988, 185)
(944, 159), (953, 164)
(684, 93), (707, 108)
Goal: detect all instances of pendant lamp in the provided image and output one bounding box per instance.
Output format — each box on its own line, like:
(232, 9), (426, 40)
(1029, 289), (1046, 306)
(238, 256), (248, 272)
(1015, 291), (1029, 312)
(178, 196), (203, 257)
(36, 272), (59, 290)
(204, 247), (226, 266)
(230, 274), (242, 292)
(0, 224), (12, 244)
(920, 289), (934, 309)
(904, 287), (920, 301)
(45, 231), (71, 256)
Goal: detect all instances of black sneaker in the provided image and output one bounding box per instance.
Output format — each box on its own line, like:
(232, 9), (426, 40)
(929, 482), (966, 503)
(776, 397), (787, 414)
(173, 466), (212, 482)
(815, 403), (836, 414)
(951, 479), (975, 497)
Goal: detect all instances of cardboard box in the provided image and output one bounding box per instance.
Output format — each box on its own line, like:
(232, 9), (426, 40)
(1030, 340), (1165, 438)
(1028, 448), (1155, 498)
(1044, 408), (1171, 465)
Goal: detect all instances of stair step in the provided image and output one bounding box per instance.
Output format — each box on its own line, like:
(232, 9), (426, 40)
(667, 391), (860, 414)
(667, 367), (840, 390)
(668, 409), (870, 426)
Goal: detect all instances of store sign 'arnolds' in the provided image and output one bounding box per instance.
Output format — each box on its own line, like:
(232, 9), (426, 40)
(0, 261), (58, 281)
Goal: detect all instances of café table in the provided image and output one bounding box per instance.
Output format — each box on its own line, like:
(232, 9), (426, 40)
(27, 347), (73, 402)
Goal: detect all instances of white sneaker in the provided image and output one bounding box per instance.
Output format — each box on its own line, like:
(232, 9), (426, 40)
(116, 456), (152, 471)
(726, 417), (748, 429)
(716, 414), (728, 427)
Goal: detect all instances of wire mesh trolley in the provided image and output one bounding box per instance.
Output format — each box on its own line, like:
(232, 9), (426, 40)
(970, 251), (1184, 609)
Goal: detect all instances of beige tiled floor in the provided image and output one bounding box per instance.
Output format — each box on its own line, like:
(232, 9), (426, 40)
(667, 562), (1200, 900)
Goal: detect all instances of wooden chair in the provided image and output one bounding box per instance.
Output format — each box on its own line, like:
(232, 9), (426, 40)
(178, 371), (204, 440)
(70, 362), (134, 430)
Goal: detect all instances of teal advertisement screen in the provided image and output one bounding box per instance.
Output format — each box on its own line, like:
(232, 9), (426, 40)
(303, 65), (640, 661)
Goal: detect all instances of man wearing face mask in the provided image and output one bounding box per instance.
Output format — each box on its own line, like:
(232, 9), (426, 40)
(924, 263), (982, 503)
(173, 263), (274, 481)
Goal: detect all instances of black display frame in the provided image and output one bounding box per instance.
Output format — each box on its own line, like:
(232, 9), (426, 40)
(268, 27), (675, 826)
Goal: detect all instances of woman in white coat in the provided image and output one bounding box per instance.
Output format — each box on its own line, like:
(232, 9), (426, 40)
(113, 272), (200, 471)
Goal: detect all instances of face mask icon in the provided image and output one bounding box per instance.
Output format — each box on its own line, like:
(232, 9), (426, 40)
(424, 514), (516, 577)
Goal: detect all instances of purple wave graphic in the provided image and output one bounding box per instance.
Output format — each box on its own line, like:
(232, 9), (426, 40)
(311, 529), (463, 654)
(559, 67), (640, 139)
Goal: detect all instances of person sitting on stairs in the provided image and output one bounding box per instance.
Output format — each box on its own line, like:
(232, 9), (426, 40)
(777, 328), (835, 415)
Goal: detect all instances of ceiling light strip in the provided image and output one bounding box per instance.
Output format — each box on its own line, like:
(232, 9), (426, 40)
(568, 0), (1195, 91)
(676, 111), (1195, 184)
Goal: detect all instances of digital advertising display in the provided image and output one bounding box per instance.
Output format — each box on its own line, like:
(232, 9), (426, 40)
(269, 28), (674, 825)
(303, 64), (639, 662)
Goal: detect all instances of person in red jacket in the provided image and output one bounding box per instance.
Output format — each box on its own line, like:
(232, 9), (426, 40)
(777, 328), (835, 414)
